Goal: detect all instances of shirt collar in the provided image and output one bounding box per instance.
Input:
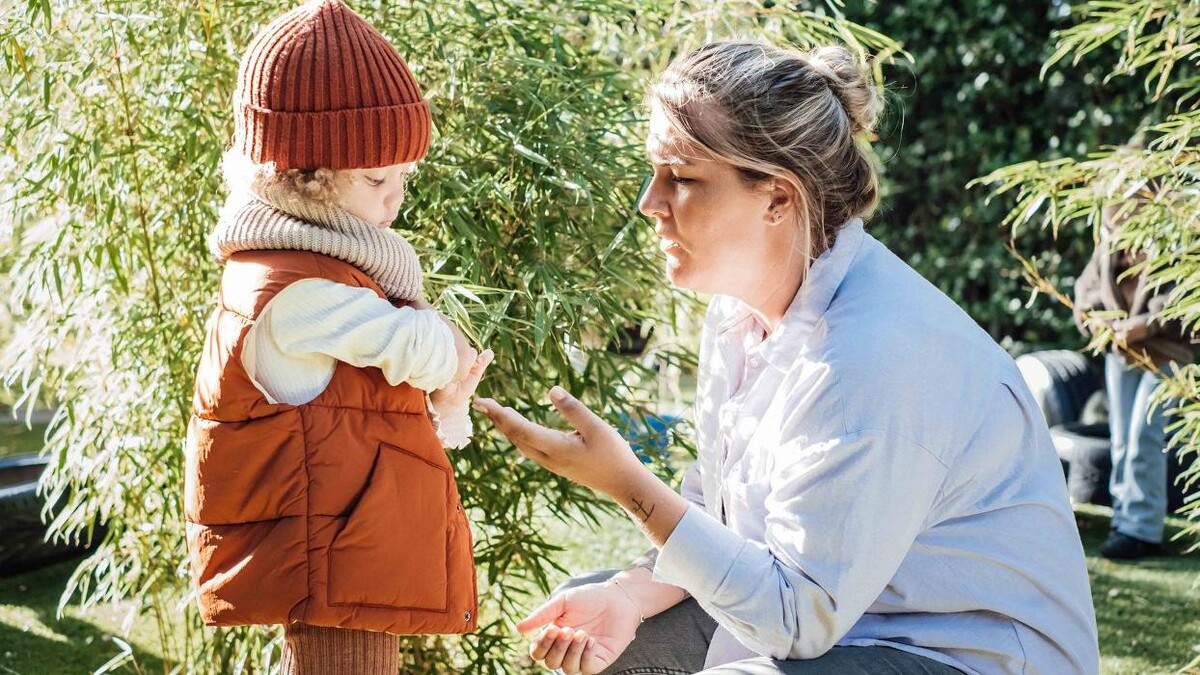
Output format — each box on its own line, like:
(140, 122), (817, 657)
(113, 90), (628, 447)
(716, 218), (866, 371)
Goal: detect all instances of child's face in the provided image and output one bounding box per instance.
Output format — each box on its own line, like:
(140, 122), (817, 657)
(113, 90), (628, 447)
(335, 162), (418, 228)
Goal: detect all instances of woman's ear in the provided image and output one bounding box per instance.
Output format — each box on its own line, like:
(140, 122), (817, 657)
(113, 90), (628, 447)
(764, 179), (804, 228)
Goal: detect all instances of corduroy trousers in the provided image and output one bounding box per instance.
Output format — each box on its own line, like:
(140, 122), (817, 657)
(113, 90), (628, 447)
(280, 623), (398, 675)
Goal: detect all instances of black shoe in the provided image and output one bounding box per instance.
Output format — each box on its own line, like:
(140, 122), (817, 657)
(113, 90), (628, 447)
(1100, 531), (1163, 560)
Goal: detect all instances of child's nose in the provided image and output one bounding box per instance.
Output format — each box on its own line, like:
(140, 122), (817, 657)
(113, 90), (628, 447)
(387, 187), (406, 211)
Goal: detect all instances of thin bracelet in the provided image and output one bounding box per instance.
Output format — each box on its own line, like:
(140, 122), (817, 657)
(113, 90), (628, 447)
(609, 578), (646, 625)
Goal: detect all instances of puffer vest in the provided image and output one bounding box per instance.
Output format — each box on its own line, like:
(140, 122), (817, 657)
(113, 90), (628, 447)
(184, 249), (477, 635)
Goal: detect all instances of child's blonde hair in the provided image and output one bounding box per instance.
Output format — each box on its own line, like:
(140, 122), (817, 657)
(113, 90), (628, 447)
(222, 148), (342, 210)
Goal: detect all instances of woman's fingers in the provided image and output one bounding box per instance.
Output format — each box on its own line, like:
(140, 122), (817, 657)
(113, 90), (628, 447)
(548, 387), (609, 438)
(516, 594), (564, 635)
(528, 626), (593, 674)
(529, 624), (559, 662)
(559, 631), (591, 674)
(541, 626), (576, 670)
(473, 398), (574, 456)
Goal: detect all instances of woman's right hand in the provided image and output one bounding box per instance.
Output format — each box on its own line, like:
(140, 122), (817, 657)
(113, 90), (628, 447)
(518, 581), (642, 674)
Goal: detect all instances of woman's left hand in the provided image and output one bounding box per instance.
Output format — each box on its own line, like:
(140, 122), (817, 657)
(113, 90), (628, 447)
(473, 387), (644, 497)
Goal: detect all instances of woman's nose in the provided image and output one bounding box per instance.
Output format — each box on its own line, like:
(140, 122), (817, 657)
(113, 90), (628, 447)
(638, 179), (668, 220)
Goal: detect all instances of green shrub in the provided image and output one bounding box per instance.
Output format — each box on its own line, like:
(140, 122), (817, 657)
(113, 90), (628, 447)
(841, 0), (1155, 352)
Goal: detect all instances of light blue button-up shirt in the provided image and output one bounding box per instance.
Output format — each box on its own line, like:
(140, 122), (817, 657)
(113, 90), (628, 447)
(653, 219), (1099, 674)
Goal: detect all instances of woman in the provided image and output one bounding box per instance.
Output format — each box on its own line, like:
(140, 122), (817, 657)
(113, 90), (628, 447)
(474, 41), (1099, 675)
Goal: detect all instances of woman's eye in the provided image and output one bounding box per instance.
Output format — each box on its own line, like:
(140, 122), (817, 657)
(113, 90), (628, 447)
(366, 177), (385, 187)
(670, 173), (694, 184)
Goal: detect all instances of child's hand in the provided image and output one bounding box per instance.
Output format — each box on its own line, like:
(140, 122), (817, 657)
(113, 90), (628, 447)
(432, 349), (495, 410)
(440, 316), (479, 382)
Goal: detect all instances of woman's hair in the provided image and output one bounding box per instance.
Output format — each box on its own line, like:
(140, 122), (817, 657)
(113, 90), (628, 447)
(649, 41), (882, 260)
(221, 148), (342, 209)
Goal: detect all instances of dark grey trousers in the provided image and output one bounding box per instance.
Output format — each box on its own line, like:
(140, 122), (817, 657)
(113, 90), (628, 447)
(557, 570), (963, 675)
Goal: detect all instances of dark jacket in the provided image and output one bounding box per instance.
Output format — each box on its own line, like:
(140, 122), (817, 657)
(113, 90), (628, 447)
(1073, 228), (1195, 369)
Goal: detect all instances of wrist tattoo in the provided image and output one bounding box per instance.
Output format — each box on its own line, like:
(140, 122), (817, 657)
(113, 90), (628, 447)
(631, 496), (656, 522)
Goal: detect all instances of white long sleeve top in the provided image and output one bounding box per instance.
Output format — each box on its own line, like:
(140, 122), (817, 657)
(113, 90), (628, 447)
(241, 277), (473, 448)
(653, 219), (1099, 674)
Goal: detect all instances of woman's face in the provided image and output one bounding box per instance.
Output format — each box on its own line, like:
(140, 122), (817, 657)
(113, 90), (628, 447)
(335, 162), (417, 228)
(638, 106), (796, 298)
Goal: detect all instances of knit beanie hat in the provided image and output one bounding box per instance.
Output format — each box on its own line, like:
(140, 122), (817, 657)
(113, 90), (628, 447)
(233, 0), (431, 170)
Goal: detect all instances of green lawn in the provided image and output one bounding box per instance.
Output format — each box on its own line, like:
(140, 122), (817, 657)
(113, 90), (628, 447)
(0, 563), (165, 674)
(1075, 504), (1200, 675)
(1, 505), (1197, 674)
(0, 422), (45, 460)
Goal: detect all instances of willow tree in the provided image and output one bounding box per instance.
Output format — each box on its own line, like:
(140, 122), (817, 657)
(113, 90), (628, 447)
(0, 1), (898, 671)
(975, 0), (1199, 588)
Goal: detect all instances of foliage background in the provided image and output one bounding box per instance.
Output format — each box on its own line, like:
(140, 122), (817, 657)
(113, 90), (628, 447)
(841, 0), (1157, 351)
(0, 1), (896, 671)
(2, 0), (1195, 671)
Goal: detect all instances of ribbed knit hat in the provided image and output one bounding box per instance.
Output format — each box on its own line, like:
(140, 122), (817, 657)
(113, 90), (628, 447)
(233, 0), (431, 170)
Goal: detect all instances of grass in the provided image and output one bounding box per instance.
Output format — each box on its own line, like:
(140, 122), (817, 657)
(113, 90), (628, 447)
(0, 562), (165, 674)
(1076, 504), (1200, 674)
(0, 423), (45, 461)
(0, 504), (1197, 674)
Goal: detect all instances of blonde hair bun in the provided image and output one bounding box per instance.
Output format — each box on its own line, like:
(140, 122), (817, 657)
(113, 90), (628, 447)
(806, 45), (880, 136)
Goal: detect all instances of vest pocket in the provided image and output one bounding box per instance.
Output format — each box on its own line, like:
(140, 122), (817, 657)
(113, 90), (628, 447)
(327, 442), (449, 611)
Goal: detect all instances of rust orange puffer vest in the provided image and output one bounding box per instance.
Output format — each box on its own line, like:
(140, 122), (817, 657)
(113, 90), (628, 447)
(185, 249), (477, 635)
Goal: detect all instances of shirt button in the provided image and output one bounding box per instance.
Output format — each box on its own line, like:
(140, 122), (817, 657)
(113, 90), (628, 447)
(464, 611), (472, 621)
(456, 503), (463, 513)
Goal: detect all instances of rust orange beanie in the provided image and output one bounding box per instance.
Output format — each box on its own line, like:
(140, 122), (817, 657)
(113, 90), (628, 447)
(233, 0), (431, 170)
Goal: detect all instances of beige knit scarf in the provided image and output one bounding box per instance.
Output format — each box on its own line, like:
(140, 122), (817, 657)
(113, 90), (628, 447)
(210, 183), (424, 302)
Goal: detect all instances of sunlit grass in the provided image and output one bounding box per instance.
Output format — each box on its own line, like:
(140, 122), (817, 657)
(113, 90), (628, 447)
(0, 561), (165, 674)
(1, 502), (1196, 673)
(0, 422), (45, 460)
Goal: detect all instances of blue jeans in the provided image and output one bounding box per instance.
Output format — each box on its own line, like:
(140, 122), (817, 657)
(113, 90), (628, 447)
(1105, 353), (1172, 543)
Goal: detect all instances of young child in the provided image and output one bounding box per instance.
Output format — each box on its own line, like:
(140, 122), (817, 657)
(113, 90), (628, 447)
(184, 1), (491, 672)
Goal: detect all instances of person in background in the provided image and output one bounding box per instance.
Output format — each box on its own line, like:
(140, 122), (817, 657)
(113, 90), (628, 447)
(1074, 202), (1195, 560)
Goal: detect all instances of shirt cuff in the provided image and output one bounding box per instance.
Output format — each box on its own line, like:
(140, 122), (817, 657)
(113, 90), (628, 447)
(408, 313), (458, 392)
(425, 395), (473, 450)
(652, 505), (747, 597)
